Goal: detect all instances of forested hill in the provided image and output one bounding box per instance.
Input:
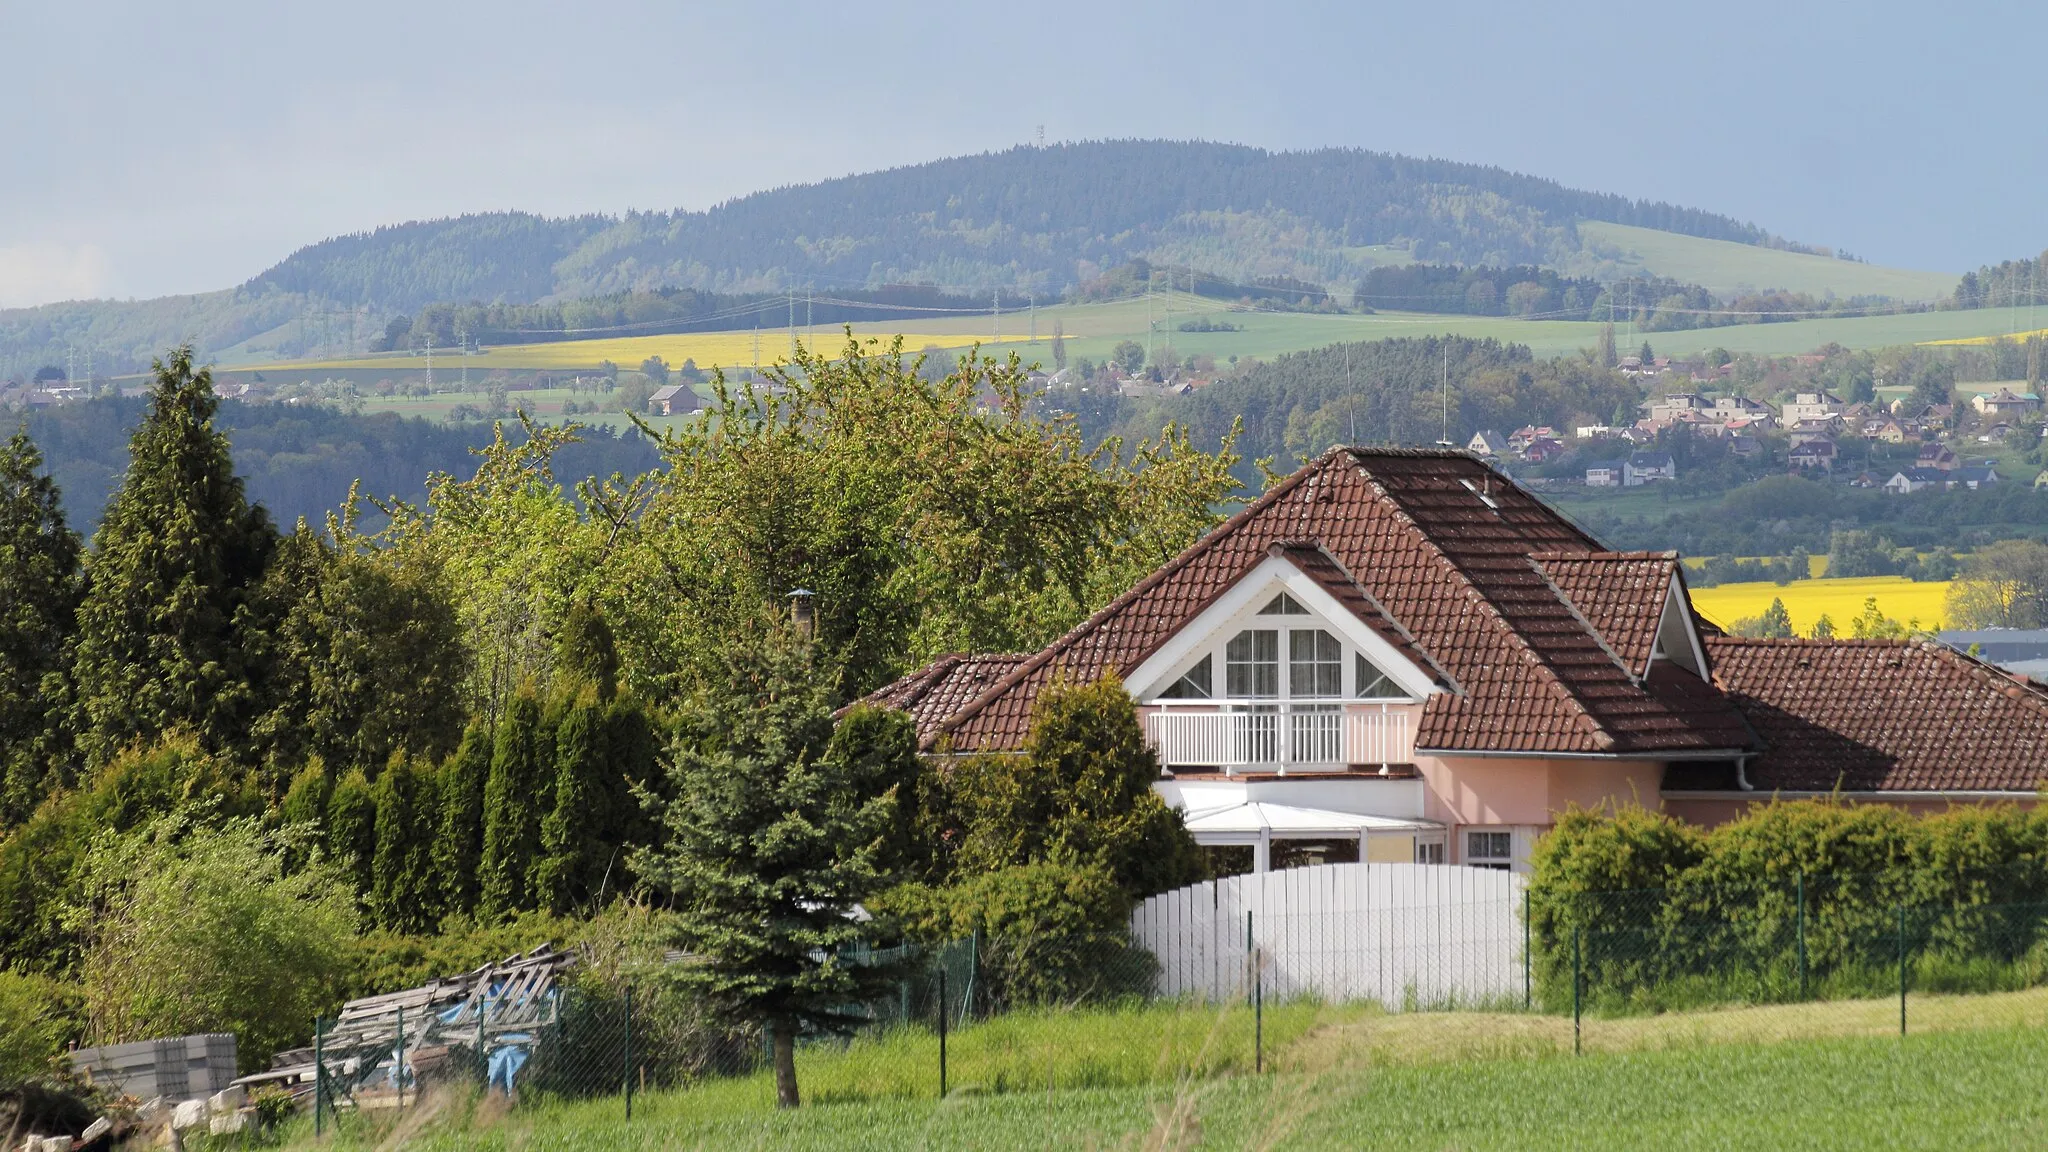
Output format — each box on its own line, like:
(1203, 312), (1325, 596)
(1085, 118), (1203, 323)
(249, 141), (1784, 312)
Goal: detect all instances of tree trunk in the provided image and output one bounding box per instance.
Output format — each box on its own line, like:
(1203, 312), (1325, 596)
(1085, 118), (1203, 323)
(771, 1020), (800, 1109)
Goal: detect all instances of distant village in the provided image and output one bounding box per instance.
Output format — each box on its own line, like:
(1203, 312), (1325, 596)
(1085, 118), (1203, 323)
(1463, 353), (2043, 496)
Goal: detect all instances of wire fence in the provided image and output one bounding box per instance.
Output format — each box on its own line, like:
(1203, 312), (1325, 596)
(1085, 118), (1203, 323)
(300, 870), (2048, 1130)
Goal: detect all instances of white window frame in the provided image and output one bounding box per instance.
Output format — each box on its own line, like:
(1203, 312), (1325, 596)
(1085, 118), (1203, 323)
(1125, 556), (1436, 705)
(1464, 828), (1513, 871)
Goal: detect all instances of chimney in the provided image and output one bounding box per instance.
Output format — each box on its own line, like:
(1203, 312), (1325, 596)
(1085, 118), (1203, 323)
(789, 588), (816, 639)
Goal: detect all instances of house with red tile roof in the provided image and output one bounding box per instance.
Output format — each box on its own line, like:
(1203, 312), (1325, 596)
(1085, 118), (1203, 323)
(865, 449), (2048, 876)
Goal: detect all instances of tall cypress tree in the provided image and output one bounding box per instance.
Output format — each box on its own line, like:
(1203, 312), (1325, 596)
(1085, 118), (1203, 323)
(70, 346), (275, 766)
(431, 720), (492, 917)
(370, 753), (440, 933)
(325, 768), (377, 905)
(0, 427), (81, 827)
(478, 688), (544, 920)
(536, 686), (610, 914)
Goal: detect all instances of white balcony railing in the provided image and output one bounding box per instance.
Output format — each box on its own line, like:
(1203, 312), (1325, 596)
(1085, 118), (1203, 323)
(1143, 703), (1412, 774)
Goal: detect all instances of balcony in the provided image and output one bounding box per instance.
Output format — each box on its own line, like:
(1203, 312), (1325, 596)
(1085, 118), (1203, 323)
(1143, 702), (1414, 774)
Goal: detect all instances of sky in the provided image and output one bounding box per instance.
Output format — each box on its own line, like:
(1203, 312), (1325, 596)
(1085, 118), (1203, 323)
(2, 0), (2044, 308)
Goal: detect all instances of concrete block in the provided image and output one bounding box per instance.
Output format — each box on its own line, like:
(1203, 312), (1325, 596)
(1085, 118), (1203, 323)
(205, 1086), (245, 1115)
(79, 1118), (112, 1144)
(39, 1138), (73, 1152)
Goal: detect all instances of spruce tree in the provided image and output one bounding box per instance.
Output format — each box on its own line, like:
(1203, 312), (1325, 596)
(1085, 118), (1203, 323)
(634, 625), (903, 1109)
(535, 686), (609, 914)
(0, 427), (81, 827)
(431, 720), (492, 917)
(478, 688), (544, 919)
(370, 753), (440, 933)
(70, 346), (275, 766)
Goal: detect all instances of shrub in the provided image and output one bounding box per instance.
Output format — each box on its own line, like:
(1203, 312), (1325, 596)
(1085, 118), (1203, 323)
(947, 677), (1202, 898)
(0, 972), (79, 1088)
(70, 813), (358, 1070)
(871, 862), (1154, 1009)
(1528, 799), (2048, 1012)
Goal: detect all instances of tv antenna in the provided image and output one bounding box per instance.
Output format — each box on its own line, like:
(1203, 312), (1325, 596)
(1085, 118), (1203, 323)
(1035, 125), (1045, 148)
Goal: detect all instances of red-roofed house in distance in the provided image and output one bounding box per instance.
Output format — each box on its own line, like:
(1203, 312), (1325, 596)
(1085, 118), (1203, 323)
(866, 449), (2048, 878)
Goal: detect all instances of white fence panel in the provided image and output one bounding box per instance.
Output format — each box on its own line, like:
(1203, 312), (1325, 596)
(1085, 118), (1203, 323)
(1129, 863), (1525, 1009)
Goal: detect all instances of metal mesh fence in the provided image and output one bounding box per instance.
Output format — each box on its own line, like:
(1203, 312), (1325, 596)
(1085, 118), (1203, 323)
(300, 873), (2048, 1130)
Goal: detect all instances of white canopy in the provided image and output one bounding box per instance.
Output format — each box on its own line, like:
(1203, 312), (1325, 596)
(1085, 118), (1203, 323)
(1182, 801), (1440, 838)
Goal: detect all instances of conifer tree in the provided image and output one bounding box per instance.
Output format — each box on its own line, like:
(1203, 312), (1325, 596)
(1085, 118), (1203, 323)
(634, 625), (904, 1109)
(478, 688), (544, 919)
(279, 762), (331, 871)
(535, 686), (609, 914)
(370, 753), (440, 932)
(70, 346), (276, 766)
(325, 768), (377, 903)
(431, 720), (492, 916)
(0, 427), (81, 826)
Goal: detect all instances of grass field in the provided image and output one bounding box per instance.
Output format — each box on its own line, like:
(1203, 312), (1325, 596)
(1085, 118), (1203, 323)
(282, 988), (2048, 1150)
(1689, 575), (1952, 634)
(1578, 222), (1959, 301)
(223, 297), (2048, 380)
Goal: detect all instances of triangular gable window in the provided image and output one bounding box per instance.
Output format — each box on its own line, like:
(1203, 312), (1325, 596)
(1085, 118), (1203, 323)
(1258, 592), (1308, 616)
(1158, 654), (1213, 699)
(1356, 653), (1401, 699)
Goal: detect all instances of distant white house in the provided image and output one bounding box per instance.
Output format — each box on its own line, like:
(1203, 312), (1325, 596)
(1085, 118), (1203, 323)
(1884, 467), (1947, 494)
(1782, 391), (1846, 424)
(1574, 424), (1614, 440)
(1585, 461), (1624, 487)
(1467, 430), (1509, 457)
(1624, 452), (1676, 486)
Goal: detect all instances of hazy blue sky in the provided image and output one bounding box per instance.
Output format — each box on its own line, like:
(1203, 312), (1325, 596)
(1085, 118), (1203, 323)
(2, 0), (2042, 307)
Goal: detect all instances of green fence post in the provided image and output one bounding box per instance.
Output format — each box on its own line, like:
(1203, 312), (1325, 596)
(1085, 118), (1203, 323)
(624, 982), (634, 1121)
(313, 1018), (324, 1138)
(1898, 904), (1908, 1036)
(477, 1008), (487, 1091)
(1245, 910), (1254, 1005)
(937, 967), (948, 1099)
(1572, 924), (1583, 1057)
(1254, 957), (1264, 1074)
(1796, 871), (1807, 1001)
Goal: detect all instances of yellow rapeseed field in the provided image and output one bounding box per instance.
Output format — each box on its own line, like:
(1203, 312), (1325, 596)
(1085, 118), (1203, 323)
(263, 330), (1032, 373)
(1923, 327), (2048, 347)
(1689, 576), (1951, 635)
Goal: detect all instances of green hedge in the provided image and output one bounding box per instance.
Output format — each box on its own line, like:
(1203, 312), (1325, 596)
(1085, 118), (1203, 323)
(1528, 801), (2048, 1013)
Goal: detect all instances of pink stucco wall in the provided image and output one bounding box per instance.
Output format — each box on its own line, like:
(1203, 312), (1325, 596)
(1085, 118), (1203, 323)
(1416, 754), (1665, 828)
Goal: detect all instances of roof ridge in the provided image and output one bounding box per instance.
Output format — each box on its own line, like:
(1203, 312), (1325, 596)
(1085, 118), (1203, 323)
(926, 453), (1330, 749)
(1530, 549), (1681, 562)
(1345, 454), (1617, 749)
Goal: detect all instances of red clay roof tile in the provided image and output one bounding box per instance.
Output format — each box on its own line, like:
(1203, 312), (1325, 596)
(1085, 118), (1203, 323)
(1705, 637), (2048, 792)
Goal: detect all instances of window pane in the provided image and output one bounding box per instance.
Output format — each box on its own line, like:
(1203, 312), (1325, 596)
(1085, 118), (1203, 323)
(1467, 831), (1512, 862)
(1226, 629), (1278, 697)
(1356, 653), (1401, 698)
(1159, 655), (1211, 699)
(1258, 592), (1307, 616)
(1290, 629), (1342, 697)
